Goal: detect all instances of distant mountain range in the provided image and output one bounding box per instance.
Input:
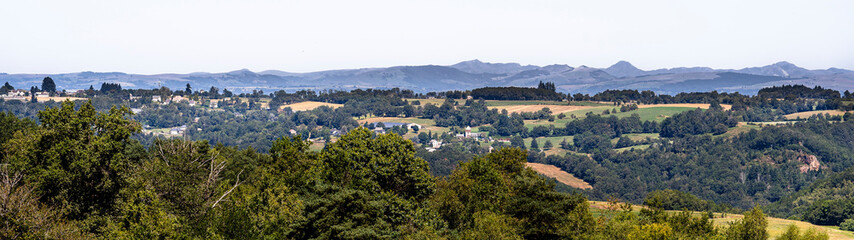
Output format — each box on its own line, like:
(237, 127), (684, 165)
(2, 60), (853, 95)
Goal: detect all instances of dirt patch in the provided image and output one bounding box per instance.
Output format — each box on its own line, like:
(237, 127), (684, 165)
(281, 101), (343, 111)
(637, 103), (732, 110)
(489, 105), (594, 114)
(525, 162), (592, 189)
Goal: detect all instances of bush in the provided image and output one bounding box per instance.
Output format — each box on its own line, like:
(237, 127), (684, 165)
(841, 219), (854, 231)
(644, 189), (714, 212)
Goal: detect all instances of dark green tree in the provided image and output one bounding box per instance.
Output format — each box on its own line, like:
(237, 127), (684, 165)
(41, 77), (56, 93)
(4, 101), (140, 220)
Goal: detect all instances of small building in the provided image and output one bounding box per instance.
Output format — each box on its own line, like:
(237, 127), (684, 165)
(169, 125), (187, 135)
(152, 95), (161, 103)
(429, 139), (442, 149)
(289, 129), (298, 136)
(171, 96), (188, 103)
(209, 100), (218, 108)
(373, 127), (386, 134)
(130, 108), (143, 114)
(188, 100), (196, 106)
(35, 91), (50, 98)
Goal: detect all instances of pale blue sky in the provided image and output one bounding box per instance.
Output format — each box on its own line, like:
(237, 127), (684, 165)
(1, 0), (852, 74)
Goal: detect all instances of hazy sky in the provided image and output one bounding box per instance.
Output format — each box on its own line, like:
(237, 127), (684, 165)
(1, 0), (852, 74)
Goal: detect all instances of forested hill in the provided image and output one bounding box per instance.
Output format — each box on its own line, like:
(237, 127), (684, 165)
(2, 60), (854, 94)
(0, 102), (834, 239)
(1, 84), (854, 238)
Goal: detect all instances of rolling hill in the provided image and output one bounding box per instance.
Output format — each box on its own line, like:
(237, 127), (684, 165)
(2, 60), (853, 95)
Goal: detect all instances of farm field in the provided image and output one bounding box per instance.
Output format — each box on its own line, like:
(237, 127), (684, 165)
(783, 110), (847, 120)
(356, 117), (450, 139)
(637, 103), (732, 110)
(588, 201), (854, 240)
(609, 133), (659, 144)
(713, 213), (854, 239)
(405, 99), (612, 107)
(523, 106), (701, 129)
(525, 162), (592, 189)
(615, 144), (650, 152)
(282, 101), (344, 111)
(36, 96), (88, 102)
(719, 123), (762, 138)
(525, 136), (573, 149)
(489, 104), (594, 114)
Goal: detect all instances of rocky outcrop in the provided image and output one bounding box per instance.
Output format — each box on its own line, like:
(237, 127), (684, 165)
(797, 153), (821, 173)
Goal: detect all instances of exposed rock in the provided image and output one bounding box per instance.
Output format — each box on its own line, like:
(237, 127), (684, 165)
(797, 153), (821, 173)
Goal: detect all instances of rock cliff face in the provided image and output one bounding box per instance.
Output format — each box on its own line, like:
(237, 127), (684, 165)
(797, 153), (821, 173)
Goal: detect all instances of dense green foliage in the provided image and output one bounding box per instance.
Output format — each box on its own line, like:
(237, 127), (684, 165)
(470, 85), (564, 101)
(2, 81), (854, 237)
(644, 189), (719, 212)
(766, 166), (854, 225)
(840, 219), (854, 231)
(758, 85), (839, 99)
(1, 101), (814, 239)
(533, 120), (854, 211)
(659, 108), (738, 137)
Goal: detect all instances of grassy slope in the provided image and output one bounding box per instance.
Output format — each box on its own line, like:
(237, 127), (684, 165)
(587, 201), (854, 239)
(526, 162), (592, 189)
(783, 110), (848, 120)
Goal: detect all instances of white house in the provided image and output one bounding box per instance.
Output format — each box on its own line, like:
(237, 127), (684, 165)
(429, 139), (442, 148)
(169, 125), (187, 135)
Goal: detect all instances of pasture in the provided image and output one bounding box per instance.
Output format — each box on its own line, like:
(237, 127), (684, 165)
(489, 104), (594, 114)
(588, 201), (854, 240)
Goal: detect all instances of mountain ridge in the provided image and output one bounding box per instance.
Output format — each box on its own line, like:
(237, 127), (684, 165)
(1, 60), (852, 95)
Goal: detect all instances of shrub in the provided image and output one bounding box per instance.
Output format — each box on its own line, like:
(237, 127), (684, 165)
(841, 219), (854, 231)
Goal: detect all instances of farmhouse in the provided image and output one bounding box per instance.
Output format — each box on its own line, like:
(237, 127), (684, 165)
(169, 125), (187, 135)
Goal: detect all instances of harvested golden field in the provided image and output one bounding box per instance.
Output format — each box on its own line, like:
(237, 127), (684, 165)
(281, 101), (343, 111)
(588, 201), (854, 239)
(713, 213), (854, 239)
(784, 110), (847, 120)
(526, 162), (592, 189)
(637, 103), (732, 110)
(489, 105), (594, 114)
(36, 96), (88, 102)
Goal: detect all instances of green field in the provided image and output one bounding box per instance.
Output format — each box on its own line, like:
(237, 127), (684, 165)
(615, 144), (651, 153)
(523, 106), (698, 130)
(610, 133), (660, 144)
(526, 136), (574, 149)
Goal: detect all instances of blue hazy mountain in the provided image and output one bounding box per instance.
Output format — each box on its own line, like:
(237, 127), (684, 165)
(1, 60), (852, 95)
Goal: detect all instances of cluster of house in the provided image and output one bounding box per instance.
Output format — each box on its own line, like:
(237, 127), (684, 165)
(152, 95), (200, 107)
(369, 122), (423, 134)
(0, 90), (29, 101)
(0, 89), (54, 101)
(169, 125), (188, 135)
